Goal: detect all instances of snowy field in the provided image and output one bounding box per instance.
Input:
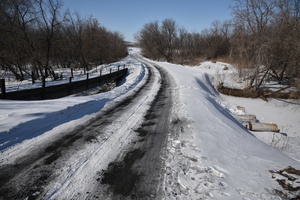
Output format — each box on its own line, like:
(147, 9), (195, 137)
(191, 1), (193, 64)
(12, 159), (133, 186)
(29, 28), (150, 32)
(1, 48), (300, 199)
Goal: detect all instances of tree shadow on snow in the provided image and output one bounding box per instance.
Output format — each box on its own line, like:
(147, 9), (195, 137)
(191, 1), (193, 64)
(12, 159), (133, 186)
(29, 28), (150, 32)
(0, 98), (109, 152)
(195, 77), (255, 137)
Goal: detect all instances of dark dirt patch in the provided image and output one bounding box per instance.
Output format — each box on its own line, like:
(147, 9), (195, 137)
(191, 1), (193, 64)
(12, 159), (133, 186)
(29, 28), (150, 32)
(0, 167), (53, 200)
(44, 133), (82, 152)
(142, 121), (156, 127)
(0, 164), (21, 186)
(44, 141), (61, 153)
(135, 127), (149, 137)
(144, 112), (157, 120)
(84, 134), (98, 143)
(44, 151), (62, 165)
(101, 149), (146, 196)
(63, 133), (82, 147)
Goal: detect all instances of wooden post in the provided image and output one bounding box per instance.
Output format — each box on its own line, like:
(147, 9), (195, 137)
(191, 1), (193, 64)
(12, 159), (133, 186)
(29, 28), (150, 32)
(86, 73), (89, 88)
(42, 76), (46, 88)
(0, 79), (5, 98)
(100, 69), (102, 76)
(71, 68), (74, 78)
(110, 68), (112, 74)
(41, 76), (46, 99)
(118, 65), (120, 71)
(32, 71), (35, 84)
(68, 77), (72, 95)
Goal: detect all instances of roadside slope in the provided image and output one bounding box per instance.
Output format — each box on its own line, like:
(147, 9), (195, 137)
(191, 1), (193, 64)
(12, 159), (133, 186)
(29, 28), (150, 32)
(154, 61), (300, 199)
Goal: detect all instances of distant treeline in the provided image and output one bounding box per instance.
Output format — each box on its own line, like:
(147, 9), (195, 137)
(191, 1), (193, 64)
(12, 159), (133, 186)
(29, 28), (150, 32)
(136, 0), (300, 90)
(0, 0), (128, 81)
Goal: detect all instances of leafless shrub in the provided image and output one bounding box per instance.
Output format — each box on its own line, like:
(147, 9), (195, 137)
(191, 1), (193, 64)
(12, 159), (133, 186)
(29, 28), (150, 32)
(215, 69), (226, 86)
(270, 133), (291, 152)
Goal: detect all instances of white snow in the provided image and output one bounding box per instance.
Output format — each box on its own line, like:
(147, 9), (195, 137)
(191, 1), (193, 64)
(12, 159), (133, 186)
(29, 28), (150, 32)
(154, 60), (300, 199)
(1, 48), (300, 199)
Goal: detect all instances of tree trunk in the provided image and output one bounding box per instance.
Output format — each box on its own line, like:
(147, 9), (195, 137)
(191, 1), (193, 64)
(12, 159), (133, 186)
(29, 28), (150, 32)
(257, 68), (270, 89)
(279, 62), (288, 83)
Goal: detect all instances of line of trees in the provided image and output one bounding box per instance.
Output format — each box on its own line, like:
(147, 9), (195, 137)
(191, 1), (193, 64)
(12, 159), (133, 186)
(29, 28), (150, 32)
(135, 19), (231, 64)
(0, 0), (128, 81)
(136, 0), (300, 90)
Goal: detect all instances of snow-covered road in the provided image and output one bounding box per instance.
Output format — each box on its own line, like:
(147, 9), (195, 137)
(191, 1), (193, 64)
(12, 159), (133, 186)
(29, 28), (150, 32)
(0, 53), (174, 199)
(1, 48), (300, 199)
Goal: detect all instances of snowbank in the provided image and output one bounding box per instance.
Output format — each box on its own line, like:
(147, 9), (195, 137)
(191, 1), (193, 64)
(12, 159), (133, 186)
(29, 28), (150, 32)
(155, 61), (300, 199)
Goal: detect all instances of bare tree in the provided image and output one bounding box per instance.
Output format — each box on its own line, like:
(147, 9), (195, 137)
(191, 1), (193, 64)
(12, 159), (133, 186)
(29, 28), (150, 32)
(64, 12), (91, 73)
(176, 27), (189, 64)
(200, 20), (232, 59)
(63, 12), (127, 72)
(34, 0), (64, 80)
(231, 0), (300, 91)
(160, 18), (177, 62)
(136, 20), (162, 60)
(136, 19), (178, 62)
(271, 0), (300, 82)
(0, 0), (127, 83)
(231, 0), (276, 90)
(0, 0), (36, 80)
(106, 31), (128, 63)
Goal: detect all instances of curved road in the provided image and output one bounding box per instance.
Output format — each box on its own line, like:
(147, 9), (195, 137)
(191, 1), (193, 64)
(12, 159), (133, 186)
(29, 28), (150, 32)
(0, 55), (175, 200)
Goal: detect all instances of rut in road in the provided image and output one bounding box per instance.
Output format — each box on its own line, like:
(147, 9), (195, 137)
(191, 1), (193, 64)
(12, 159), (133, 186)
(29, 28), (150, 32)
(98, 63), (174, 199)
(0, 62), (155, 200)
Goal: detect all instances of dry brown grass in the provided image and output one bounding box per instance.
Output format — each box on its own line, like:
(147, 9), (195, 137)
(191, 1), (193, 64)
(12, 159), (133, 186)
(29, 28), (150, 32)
(270, 90), (300, 99)
(172, 57), (206, 66)
(217, 85), (260, 98)
(217, 84), (300, 99)
(215, 56), (234, 64)
(172, 55), (238, 66)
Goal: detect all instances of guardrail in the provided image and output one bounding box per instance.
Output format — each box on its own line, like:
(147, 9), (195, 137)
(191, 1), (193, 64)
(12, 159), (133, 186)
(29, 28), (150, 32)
(0, 68), (128, 100)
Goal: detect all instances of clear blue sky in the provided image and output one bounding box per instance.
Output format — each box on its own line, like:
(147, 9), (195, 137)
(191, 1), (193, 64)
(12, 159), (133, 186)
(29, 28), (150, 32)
(62, 0), (234, 42)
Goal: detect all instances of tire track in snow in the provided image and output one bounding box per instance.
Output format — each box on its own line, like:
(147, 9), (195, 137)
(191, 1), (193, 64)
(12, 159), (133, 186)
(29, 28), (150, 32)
(46, 64), (160, 199)
(93, 58), (174, 199)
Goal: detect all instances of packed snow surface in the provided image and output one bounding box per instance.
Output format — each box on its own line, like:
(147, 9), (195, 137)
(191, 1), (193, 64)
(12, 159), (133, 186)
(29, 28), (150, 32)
(1, 48), (300, 199)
